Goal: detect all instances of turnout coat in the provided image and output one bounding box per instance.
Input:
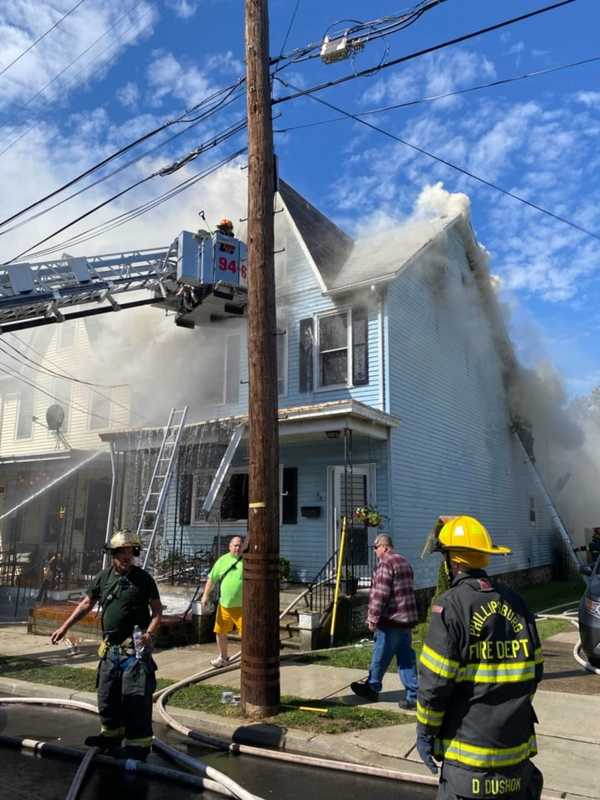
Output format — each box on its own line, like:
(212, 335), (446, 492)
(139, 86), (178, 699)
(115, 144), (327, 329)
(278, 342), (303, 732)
(417, 570), (543, 773)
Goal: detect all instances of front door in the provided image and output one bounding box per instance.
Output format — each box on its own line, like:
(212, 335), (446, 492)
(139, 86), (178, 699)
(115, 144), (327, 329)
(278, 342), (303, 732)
(328, 465), (375, 566)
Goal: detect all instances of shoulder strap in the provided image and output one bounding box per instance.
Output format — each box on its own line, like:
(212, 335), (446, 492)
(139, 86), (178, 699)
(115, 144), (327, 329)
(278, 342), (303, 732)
(219, 556), (242, 582)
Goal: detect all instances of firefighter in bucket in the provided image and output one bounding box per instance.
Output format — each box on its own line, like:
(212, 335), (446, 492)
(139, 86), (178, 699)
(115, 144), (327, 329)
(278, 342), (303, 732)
(416, 516), (543, 800)
(51, 530), (162, 761)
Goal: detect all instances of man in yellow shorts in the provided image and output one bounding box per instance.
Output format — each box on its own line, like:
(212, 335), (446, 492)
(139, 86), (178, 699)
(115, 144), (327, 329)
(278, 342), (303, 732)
(201, 536), (243, 667)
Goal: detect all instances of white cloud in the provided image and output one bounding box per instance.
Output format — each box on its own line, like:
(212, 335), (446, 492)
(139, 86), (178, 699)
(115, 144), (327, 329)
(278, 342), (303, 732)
(576, 91), (600, 110)
(147, 51), (212, 107)
(0, 1), (157, 112)
(165, 0), (200, 19)
(116, 82), (140, 109)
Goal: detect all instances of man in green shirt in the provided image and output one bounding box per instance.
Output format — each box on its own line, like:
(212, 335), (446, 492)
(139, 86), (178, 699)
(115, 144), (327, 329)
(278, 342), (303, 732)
(201, 535), (243, 667)
(51, 530), (162, 761)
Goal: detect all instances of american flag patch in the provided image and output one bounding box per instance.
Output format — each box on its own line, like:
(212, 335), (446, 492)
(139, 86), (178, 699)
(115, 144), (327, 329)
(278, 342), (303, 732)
(432, 604), (443, 613)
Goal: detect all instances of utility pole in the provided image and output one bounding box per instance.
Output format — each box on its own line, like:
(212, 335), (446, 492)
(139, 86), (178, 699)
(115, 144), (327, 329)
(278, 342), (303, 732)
(241, 0), (280, 717)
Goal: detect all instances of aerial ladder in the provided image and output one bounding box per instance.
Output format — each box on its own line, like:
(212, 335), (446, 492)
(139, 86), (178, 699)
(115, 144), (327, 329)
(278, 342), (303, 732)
(0, 228), (248, 333)
(0, 225), (250, 573)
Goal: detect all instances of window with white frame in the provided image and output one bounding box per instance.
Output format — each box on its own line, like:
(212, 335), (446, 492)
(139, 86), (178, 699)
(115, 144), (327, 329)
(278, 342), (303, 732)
(203, 333), (241, 406)
(16, 387), (34, 439)
(51, 377), (71, 431)
(317, 310), (350, 388)
(89, 389), (111, 430)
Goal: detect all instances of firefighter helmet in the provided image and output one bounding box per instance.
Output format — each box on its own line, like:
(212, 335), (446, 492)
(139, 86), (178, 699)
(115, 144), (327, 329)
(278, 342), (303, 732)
(438, 516), (511, 555)
(104, 529), (143, 552)
(216, 217), (234, 233)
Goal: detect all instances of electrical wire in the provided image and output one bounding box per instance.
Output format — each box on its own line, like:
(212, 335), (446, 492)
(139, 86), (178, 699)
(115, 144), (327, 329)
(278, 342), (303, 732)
(0, 89), (245, 238)
(2, 118), (247, 266)
(0, 360), (113, 426)
(274, 53), (600, 134)
(0, 0), (90, 79)
(0, 339), (139, 424)
(273, 0), (449, 65)
(273, 0), (577, 104)
(278, 0), (301, 59)
(0, 76), (246, 230)
(19, 148), (246, 262)
(276, 76), (600, 244)
(7, 333), (123, 389)
(0, 1), (152, 157)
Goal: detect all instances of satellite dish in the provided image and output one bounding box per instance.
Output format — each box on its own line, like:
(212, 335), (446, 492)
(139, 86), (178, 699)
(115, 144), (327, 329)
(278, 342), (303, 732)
(46, 404), (65, 432)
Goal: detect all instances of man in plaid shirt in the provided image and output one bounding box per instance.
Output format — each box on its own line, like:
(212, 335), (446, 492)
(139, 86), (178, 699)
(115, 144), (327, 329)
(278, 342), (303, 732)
(351, 533), (419, 709)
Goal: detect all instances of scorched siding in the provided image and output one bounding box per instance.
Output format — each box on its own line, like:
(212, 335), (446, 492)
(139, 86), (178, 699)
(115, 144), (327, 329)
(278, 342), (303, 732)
(385, 226), (554, 588)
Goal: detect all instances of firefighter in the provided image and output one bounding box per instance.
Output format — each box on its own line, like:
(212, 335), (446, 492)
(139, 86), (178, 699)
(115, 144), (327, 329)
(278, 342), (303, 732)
(50, 530), (162, 761)
(216, 217), (234, 237)
(416, 516), (543, 800)
(589, 527), (600, 565)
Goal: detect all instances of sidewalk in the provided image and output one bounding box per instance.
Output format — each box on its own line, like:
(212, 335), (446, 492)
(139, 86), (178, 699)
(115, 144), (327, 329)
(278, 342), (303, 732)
(1, 625), (599, 799)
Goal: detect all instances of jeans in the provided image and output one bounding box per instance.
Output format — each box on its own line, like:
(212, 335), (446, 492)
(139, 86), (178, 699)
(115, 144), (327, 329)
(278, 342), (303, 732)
(367, 625), (419, 701)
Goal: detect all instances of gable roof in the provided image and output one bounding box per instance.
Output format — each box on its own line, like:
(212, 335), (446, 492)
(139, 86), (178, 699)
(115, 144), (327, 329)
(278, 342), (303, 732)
(325, 215), (454, 294)
(277, 180), (354, 288)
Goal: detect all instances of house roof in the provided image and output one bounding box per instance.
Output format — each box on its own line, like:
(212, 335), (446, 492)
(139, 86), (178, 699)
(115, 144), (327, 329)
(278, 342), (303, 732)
(325, 215), (455, 294)
(277, 180), (354, 289)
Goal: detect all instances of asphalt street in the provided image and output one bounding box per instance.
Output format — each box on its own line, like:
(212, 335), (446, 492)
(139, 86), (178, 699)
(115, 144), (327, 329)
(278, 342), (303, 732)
(0, 699), (436, 800)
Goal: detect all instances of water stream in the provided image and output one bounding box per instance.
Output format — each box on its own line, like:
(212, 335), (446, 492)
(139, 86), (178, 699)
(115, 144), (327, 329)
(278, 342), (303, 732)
(0, 450), (103, 523)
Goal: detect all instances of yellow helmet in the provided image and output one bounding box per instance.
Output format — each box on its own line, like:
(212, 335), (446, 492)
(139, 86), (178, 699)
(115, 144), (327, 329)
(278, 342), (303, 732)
(104, 529), (143, 552)
(438, 516), (511, 555)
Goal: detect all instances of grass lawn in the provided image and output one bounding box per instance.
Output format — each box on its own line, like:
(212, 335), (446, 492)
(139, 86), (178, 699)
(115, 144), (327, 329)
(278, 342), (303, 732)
(0, 655), (411, 734)
(294, 580), (583, 673)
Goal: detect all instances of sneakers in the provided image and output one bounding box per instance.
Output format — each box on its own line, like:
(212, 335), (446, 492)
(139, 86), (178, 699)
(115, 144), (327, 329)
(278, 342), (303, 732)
(399, 698), (417, 711)
(350, 680), (379, 701)
(210, 655), (230, 668)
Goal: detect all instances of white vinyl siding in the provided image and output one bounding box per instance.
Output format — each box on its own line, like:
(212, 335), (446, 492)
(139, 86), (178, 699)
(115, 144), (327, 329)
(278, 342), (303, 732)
(15, 388), (33, 439)
(89, 390), (111, 431)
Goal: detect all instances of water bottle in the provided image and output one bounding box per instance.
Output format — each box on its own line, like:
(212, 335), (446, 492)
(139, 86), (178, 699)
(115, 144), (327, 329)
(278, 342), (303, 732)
(132, 625), (144, 660)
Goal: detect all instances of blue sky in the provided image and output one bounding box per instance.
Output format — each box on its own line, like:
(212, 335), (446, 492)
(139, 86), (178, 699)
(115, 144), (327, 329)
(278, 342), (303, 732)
(0, 0), (599, 396)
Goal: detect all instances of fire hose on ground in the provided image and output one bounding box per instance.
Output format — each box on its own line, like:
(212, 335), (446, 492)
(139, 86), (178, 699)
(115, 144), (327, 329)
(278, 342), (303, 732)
(2, 601), (597, 798)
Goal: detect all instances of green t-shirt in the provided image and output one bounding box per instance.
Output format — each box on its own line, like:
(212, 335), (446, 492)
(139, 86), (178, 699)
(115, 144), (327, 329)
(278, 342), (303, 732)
(87, 565), (160, 644)
(209, 553), (243, 608)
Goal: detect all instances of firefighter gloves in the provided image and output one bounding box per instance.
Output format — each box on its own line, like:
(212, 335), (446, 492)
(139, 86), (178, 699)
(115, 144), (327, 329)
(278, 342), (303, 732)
(416, 731), (438, 775)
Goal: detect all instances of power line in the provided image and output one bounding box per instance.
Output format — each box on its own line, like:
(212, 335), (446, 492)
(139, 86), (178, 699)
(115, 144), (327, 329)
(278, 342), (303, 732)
(276, 76), (600, 244)
(0, 0), (89, 79)
(278, 0), (301, 58)
(0, 358), (113, 426)
(3, 118), (247, 266)
(0, 77), (246, 230)
(0, 1), (152, 157)
(274, 54), (600, 133)
(0, 89), (245, 238)
(273, 0), (577, 105)
(0, 339), (139, 424)
(20, 148), (247, 261)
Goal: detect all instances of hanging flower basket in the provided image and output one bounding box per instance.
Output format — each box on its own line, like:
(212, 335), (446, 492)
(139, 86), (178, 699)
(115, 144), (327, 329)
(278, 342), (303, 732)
(354, 505), (383, 528)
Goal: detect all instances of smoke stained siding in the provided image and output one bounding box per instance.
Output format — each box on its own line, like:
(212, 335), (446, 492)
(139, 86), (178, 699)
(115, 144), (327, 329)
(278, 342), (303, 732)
(386, 227), (554, 588)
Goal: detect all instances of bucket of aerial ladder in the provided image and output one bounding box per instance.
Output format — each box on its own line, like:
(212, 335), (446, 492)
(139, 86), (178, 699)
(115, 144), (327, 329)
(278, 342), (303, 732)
(172, 229), (248, 328)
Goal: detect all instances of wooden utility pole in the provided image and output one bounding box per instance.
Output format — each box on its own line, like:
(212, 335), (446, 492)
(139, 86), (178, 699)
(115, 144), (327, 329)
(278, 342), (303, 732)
(241, 0), (280, 717)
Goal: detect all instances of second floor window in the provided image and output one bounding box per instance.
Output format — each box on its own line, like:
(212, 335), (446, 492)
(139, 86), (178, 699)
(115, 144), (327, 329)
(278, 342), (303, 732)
(298, 307), (369, 392)
(89, 390), (111, 430)
(16, 387), (33, 439)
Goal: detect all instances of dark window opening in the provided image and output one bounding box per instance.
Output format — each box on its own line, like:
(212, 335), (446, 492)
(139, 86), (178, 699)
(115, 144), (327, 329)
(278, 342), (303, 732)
(352, 306), (369, 386)
(282, 467), (298, 525)
(299, 318), (314, 392)
(220, 473), (249, 520)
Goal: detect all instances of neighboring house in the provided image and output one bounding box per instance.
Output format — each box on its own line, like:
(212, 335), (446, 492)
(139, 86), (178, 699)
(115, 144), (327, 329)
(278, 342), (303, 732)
(0, 320), (130, 584)
(100, 180), (557, 588)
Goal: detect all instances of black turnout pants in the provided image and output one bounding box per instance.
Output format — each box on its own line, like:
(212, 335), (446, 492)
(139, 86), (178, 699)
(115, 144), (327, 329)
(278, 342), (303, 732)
(437, 761), (543, 800)
(96, 650), (156, 744)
